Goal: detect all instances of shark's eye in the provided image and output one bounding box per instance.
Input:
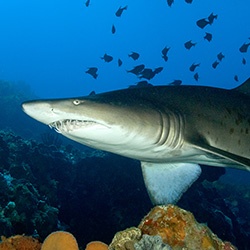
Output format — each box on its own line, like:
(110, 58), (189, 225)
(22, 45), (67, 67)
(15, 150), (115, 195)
(73, 100), (81, 105)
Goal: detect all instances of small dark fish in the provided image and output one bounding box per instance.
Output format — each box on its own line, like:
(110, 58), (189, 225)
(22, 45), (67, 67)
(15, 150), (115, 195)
(115, 6), (127, 17)
(86, 67), (98, 79)
(128, 52), (140, 60)
(196, 18), (210, 29)
(239, 42), (250, 53)
(234, 75), (239, 82)
(118, 58), (123, 67)
(169, 80), (182, 86)
(208, 13), (218, 24)
(111, 24), (116, 34)
(162, 46), (170, 61)
(194, 72), (199, 81)
(154, 67), (164, 74)
(184, 40), (196, 50)
(204, 32), (212, 42)
(129, 81), (153, 88)
(162, 46), (170, 56)
(189, 63), (200, 72)
(185, 0), (193, 3)
(162, 55), (168, 62)
(217, 52), (225, 61)
(242, 58), (246, 65)
(167, 0), (174, 7)
(101, 53), (113, 63)
(127, 64), (145, 75)
(85, 0), (90, 7)
(139, 68), (156, 80)
(212, 61), (219, 69)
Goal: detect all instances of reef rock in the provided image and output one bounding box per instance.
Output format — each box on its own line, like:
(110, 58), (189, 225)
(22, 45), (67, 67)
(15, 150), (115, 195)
(109, 227), (141, 250)
(134, 234), (172, 250)
(138, 205), (237, 250)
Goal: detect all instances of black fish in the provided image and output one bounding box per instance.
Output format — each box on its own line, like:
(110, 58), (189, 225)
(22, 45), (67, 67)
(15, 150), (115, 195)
(162, 46), (170, 61)
(194, 72), (199, 81)
(111, 24), (116, 34)
(217, 52), (225, 61)
(86, 67), (98, 79)
(85, 0), (90, 7)
(129, 81), (153, 88)
(127, 64), (145, 75)
(185, 0), (193, 3)
(189, 63), (200, 72)
(167, 0), (174, 7)
(118, 58), (123, 67)
(139, 68), (156, 80)
(196, 18), (210, 29)
(184, 40), (196, 50)
(101, 53), (113, 62)
(161, 47), (170, 62)
(169, 80), (182, 86)
(204, 32), (212, 42)
(212, 61), (219, 69)
(128, 52), (140, 60)
(234, 75), (239, 82)
(242, 58), (247, 65)
(208, 13), (218, 24)
(162, 46), (170, 56)
(239, 42), (250, 53)
(162, 55), (168, 62)
(154, 67), (164, 74)
(115, 6), (127, 17)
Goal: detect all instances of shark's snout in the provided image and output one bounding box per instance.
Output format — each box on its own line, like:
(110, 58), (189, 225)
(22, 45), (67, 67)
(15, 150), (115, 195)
(22, 100), (57, 125)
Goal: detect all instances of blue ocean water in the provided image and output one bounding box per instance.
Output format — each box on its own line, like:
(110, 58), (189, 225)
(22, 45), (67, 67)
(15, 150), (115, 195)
(0, 0), (250, 249)
(0, 0), (249, 98)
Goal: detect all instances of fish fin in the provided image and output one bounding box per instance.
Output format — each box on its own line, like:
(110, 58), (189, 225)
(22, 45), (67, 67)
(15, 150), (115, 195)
(141, 162), (201, 205)
(192, 142), (250, 170)
(233, 77), (250, 96)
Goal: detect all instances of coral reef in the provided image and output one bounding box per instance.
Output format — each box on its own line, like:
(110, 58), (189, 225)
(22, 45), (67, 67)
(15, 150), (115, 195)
(0, 205), (239, 250)
(138, 205), (237, 250)
(0, 129), (249, 249)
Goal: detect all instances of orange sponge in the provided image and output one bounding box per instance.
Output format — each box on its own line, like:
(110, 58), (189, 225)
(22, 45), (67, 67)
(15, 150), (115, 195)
(41, 231), (78, 250)
(0, 235), (41, 250)
(85, 241), (108, 250)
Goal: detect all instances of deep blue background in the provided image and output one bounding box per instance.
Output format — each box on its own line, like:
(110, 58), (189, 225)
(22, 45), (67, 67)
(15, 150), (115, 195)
(0, 0), (249, 98)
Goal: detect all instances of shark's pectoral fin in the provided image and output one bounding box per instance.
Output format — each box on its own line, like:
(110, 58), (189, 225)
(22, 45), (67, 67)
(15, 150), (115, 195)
(192, 140), (250, 170)
(141, 162), (201, 205)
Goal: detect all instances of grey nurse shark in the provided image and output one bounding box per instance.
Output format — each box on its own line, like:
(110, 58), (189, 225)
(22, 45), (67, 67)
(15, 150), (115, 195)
(22, 78), (250, 205)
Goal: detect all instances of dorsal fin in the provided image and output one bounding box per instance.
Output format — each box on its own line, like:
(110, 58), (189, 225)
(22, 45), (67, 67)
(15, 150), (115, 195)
(233, 77), (250, 96)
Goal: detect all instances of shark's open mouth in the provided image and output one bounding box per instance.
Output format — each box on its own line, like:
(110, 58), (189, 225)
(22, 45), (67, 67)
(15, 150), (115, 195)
(49, 119), (99, 133)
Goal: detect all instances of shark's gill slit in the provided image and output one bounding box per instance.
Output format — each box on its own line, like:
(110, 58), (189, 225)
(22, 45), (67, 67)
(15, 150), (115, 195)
(155, 111), (170, 146)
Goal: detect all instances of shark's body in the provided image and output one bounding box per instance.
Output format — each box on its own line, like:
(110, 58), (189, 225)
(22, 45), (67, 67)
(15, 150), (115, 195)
(22, 79), (250, 204)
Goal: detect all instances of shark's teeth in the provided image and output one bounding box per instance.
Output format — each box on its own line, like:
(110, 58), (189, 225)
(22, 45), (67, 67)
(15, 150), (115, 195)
(49, 119), (97, 133)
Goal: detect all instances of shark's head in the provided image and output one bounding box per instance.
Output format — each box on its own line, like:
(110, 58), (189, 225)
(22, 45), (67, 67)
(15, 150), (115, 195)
(22, 89), (182, 161)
